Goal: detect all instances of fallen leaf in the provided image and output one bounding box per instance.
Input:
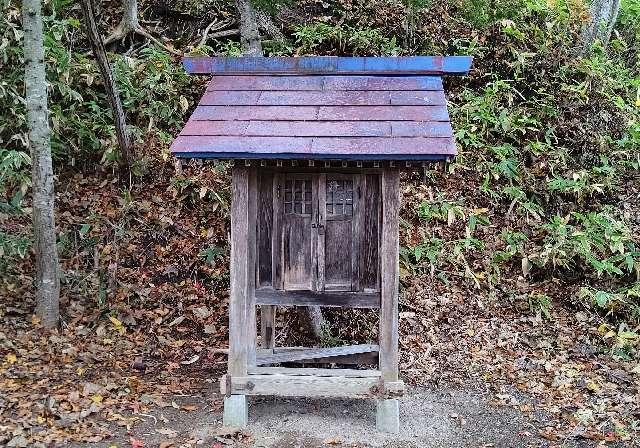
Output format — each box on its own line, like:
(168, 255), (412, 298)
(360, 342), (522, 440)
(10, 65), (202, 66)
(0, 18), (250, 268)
(156, 428), (177, 438)
(6, 353), (17, 364)
(130, 437), (144, 448)
(181, 355), (199, 365)
(182, 404), (198, 411)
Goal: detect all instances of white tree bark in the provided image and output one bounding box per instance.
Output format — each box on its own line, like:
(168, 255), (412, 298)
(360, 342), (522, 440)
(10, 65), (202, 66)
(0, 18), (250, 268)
(580, 0), (621, 51)
(23, 0), (60, 329)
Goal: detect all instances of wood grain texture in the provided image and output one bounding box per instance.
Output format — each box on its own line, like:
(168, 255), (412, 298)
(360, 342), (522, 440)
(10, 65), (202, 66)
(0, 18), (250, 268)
(228, 166), (258, 376)
(360, 174), (381, 290)
(180, 121), (453, 138)
(255, 289), (380, 308)
(379, 169), (400, 382)
(256, 344), (379, 365)
(260, 305), (275, 349)
(199, 90), (447, 106)
(257, 171), (273, 287)
(221, 374), (405, 398)
(206, 75), (444, 91)
(171, 136), (456, 157)
(190, 105), (449, 121)
(248, 367), (381, 377)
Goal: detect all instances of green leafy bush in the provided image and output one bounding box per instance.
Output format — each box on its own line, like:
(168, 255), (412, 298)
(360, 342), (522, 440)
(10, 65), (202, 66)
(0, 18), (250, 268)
(533, 210), (639, 277)
(293, 22), (400, 55)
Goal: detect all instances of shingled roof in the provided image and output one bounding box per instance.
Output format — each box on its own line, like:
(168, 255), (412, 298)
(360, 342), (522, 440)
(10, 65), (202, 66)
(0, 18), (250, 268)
(170, 56), (472, 161)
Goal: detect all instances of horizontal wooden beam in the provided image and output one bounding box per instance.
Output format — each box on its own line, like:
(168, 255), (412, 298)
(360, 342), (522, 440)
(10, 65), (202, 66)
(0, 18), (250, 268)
(256, 344), (379, 365)
(220, 374), (404, 398)
(248, 367), (381, 377)
(184, 56), (473, 76)
(255, 289), (380, 308)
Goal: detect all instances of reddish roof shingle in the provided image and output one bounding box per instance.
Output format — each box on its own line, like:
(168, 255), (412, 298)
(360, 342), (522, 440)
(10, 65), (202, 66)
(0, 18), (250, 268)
(171, 57), (472, 161)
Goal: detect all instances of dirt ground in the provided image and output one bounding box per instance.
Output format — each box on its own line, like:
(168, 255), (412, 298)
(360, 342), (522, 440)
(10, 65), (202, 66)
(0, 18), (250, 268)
(67, 385), (562, 448)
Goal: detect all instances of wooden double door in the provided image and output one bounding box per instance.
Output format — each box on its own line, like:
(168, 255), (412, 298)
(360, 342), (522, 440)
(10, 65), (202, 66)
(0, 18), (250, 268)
(256, 171), (381, 294)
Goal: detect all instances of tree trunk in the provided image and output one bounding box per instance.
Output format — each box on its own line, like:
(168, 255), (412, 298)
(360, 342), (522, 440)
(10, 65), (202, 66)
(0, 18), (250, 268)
(23, 0), (60, 329)
(118, 0), (139, 34)
(80, 0), (133, 176)
(580, 0), (621, 51)
(237, 0), (263, 56)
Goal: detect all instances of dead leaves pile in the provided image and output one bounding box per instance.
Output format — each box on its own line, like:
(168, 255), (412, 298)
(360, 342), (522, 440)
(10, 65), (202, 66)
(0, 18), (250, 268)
(397, 277), (640, 446)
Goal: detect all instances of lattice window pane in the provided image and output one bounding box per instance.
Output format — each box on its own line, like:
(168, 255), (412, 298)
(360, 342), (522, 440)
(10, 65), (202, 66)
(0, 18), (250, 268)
(284, 177), (313, 215)
(326, 178), (354, 217)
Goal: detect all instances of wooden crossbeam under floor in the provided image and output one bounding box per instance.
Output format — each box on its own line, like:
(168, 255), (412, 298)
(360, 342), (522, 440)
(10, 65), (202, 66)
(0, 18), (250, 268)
(256, 344), (379, 365)
(221, 373), (404, 399)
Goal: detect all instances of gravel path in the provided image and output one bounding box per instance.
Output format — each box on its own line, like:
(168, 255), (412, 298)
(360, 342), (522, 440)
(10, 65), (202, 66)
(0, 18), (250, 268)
(78, 386), (551, 448)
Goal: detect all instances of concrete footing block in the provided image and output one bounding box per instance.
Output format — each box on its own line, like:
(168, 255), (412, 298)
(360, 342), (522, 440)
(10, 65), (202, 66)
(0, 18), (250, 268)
(223, 395), (248, 427)
(376, 399), (400, 433)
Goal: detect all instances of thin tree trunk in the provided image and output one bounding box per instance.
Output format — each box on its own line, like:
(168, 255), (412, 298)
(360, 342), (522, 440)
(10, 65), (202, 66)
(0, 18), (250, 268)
(121, 0), (139, 30)
(23, 0), (60, 329)
(580, 0), (621, 51)
(237, 0), (263, 56)
(80, 0), (133, 176)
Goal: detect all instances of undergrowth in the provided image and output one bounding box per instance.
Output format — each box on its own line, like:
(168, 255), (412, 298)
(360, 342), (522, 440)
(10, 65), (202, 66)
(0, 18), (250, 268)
(1, 0), (639, 357)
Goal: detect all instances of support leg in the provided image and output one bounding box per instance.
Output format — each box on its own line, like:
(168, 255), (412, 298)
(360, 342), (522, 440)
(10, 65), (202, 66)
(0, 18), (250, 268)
(376, 399), (400, 433)
(260, 305), (275, 348)
(223, 395), (248, 427)
(377, 170), (401, 434)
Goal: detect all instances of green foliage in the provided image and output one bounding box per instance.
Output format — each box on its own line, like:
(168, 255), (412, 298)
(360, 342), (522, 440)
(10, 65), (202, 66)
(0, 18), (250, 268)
(0, 232), (31, 265)
(580, 284), (640, 324)
(293, 22), (401, 56)
(533, 210), (639, 277)
(416, 197), (464, 224)
(0, 149), (30, 212)
(199, 245), (226, 266)
(528, 293), (552, 319)
(458, 0), (539, 27)
(1, 2), (198, 170)
(619, 0), (640, 44)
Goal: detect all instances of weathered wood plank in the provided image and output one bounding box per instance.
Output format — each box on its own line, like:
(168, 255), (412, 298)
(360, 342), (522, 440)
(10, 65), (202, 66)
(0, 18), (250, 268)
(180, 120), (396, 138)
(191, 105), (449, 121)
(228, 166), (257, 376)
(360, 174), (381, 290)
(220, 374), (405, 398)
(248, 367), (381, 377)
(271, 172), (283, 289)
(172, 136), (456, 157)
(199, 90), (447, 106)
(185, 56), (472, 75)
(181, 120), (453, 138)
(255, 289), (380, 308)
(379, 170), (400, 382)
(256, 344), (379, 365)
(260, 305), (275, 349)
(257, 171), (273, 287)
(206, 75), (444, 91)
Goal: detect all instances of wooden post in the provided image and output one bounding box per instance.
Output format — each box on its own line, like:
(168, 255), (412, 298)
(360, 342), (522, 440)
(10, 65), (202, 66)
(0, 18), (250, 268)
(224, 166), (257, 427)
(260, 305), (275, 349)
(377, 169), (400, 433)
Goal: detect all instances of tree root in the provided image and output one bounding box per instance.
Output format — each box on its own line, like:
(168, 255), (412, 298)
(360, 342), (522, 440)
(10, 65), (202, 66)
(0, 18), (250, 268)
(198, 18), (236, 47)
(104, 23), (182, 56)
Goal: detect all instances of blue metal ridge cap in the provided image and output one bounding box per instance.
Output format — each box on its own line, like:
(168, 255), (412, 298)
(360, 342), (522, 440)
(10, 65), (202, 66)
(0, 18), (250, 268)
(182, 56), (473, 76)
(173, 152), (454, 161)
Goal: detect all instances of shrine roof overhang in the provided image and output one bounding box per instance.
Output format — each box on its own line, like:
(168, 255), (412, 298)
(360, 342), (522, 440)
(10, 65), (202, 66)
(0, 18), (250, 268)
(170, 56), (472, 162)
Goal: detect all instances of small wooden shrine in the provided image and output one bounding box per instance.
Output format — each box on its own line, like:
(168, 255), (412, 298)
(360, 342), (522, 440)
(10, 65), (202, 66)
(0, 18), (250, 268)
(171, 56), (472, 433)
